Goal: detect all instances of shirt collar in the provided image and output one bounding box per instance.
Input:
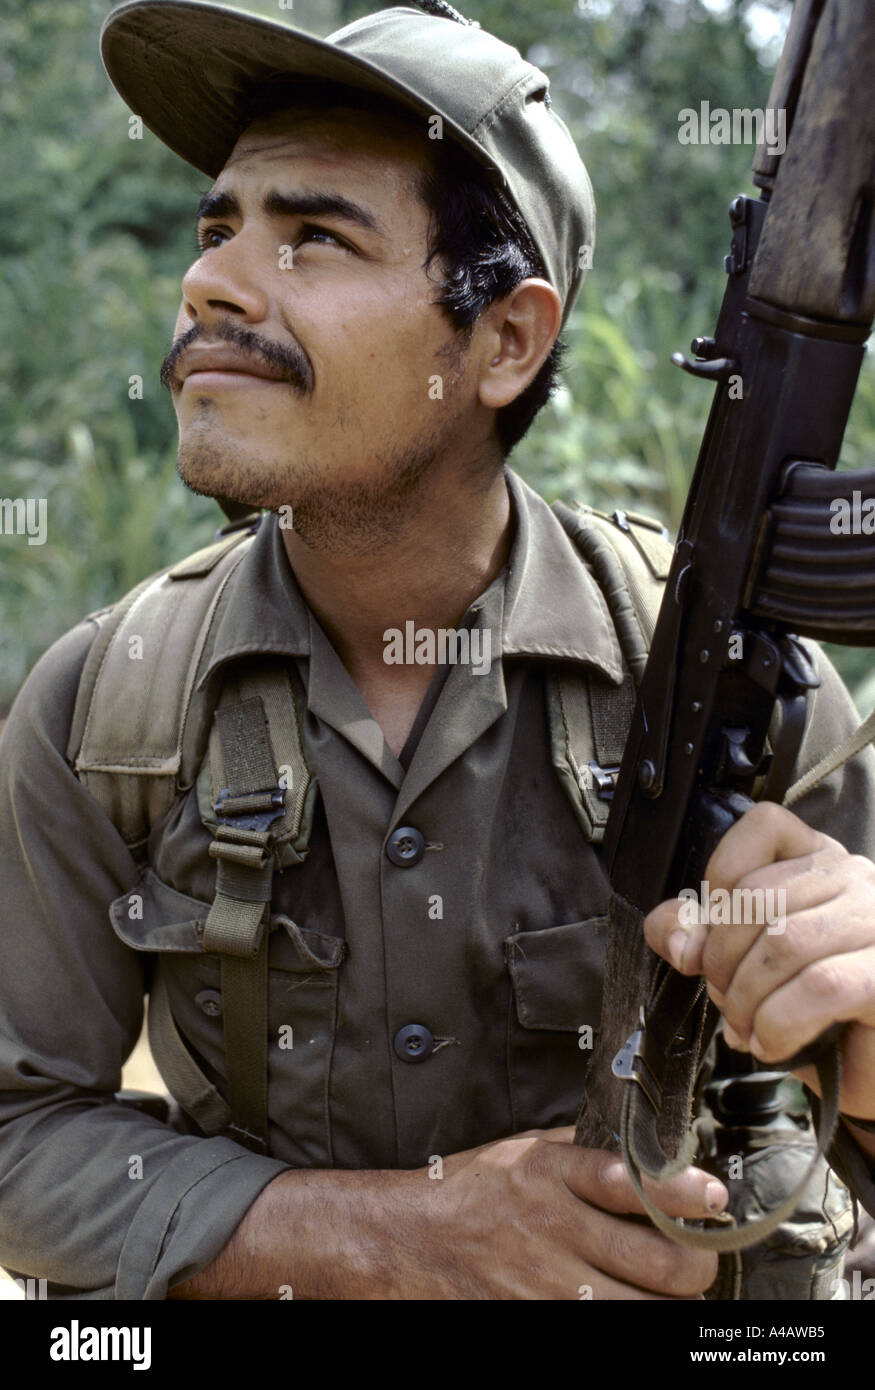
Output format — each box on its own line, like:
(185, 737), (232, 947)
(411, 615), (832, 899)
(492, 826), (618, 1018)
(501, 468), (624, 680)
(198, 465), (624, 688)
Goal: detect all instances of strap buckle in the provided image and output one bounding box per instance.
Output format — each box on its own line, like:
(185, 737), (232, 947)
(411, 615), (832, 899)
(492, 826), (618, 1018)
(213, 786), (286, 834)
(612, 1008), (663, 1112)
(586, 762), (620, 800)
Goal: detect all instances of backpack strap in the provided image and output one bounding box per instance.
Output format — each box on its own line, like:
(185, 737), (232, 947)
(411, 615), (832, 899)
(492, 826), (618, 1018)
(66, 517), (316, 1155)
(67, 525), (259, 850)
(197, 664), (315, 1154)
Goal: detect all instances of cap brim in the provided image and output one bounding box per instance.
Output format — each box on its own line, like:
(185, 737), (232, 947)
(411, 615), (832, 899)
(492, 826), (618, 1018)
(101, 0), (506, 183)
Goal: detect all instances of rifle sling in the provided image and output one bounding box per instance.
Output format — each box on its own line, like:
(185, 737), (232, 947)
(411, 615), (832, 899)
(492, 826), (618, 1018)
(784, 703), (875, 807)
(619, 1033), (842, 1252)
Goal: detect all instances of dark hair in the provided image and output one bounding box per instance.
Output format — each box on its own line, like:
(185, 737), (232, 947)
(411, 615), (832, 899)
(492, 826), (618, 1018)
(242, 79), (566, 457)
(417, 146), (566, 456)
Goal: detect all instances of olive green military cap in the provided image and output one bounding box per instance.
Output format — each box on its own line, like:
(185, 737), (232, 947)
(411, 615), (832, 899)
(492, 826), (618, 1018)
(100, 0), (596, 330)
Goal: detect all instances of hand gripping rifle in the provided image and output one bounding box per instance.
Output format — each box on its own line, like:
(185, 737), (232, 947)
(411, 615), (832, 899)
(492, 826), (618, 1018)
(575, 0), (875, 1262)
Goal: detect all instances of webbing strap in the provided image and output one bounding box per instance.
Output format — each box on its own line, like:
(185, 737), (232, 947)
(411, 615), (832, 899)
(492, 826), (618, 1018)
(203, 693), (283, 1156)
(784, 703), (875, 806)
(214, 945), (270, 1153)
(588, 673), (636, 769)
(146, 972), (232, 1134)
(215, 699), (277, 801)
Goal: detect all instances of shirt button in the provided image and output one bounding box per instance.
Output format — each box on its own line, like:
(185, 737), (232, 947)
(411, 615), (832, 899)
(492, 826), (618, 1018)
(386, 826), (426, 867)
(195, 988), (223, 1018)
(393, 1024), (435, 1063)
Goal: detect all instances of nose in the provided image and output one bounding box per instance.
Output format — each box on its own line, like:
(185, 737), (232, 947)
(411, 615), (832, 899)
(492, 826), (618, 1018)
(180, 232), (271, 328)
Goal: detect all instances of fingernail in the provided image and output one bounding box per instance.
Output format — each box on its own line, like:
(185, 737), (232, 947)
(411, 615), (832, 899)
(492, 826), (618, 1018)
(668, 929), (688, 970)
(749, 1033), (765, 1058)
(724, 1025), (747, 1051)
(706, 1181), (727, 1212)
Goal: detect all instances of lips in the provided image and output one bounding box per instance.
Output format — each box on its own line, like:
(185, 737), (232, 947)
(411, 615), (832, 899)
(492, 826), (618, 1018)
(180, 346), (290, 384)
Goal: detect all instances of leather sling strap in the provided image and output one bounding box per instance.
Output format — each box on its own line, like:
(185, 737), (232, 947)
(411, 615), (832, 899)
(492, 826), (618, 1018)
(618, 1024), (842, 1251)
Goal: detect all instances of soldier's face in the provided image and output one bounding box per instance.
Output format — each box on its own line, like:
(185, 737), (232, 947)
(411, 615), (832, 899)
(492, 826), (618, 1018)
(163, 106), (480, 524)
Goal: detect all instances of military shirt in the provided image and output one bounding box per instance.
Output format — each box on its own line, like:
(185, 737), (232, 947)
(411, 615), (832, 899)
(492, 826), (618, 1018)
(1, 467), (874, 1299)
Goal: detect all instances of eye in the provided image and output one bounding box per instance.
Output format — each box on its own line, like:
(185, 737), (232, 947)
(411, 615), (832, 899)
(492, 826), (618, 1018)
(196, 225), (230, 253)
(297, 224), (350, 250)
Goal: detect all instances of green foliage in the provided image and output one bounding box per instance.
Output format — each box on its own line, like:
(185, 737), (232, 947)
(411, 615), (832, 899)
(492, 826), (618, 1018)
(2, 0), (873, 714)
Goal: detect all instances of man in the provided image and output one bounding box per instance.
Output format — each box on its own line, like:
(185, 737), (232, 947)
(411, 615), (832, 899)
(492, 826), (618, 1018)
(0, 0), (874, 1301)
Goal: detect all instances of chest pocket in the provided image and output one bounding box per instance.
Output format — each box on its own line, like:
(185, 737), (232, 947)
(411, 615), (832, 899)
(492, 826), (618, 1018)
(109, 867), (346, 1166)
(504, 915), (607, 1133)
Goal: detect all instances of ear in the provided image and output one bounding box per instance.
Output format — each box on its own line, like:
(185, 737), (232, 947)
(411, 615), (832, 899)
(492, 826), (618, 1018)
(476, 279), (563, 411)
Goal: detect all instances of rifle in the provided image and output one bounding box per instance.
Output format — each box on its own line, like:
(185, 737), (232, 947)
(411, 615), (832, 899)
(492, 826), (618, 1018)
(575, 0), (875, 1259)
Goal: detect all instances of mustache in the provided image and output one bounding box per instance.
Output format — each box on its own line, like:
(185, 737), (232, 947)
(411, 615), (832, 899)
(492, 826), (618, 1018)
(159, 319), (314, 395)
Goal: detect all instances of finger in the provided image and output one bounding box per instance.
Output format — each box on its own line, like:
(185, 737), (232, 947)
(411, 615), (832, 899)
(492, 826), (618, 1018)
(703, 801), (836, 894)
(699, 855), (872, 997)
(536, 1125), (577, 1144)
(716, 847), (860, 913)
(562, 1146), (728, 1220)
(572, 1268), (694, 1301)
(712, 898), (869, 1042)
(569, 1201), (718, 1297)
(644, 897), (710, 975)
(657, 849), (866, 1002)
(745, 945), (875, 1063)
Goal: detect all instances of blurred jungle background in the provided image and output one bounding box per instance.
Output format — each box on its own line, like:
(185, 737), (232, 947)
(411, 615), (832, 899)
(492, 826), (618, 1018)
(2, 0), (875, 714)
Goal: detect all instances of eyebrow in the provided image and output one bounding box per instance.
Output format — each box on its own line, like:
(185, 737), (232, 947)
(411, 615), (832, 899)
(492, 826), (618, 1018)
(195, 187), (388, 239)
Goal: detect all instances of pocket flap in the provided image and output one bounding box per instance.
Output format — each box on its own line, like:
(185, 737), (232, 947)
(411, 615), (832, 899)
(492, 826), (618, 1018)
(109, 868), (209, 952)
(505, 916), (607, 1031)
(273, 915), (347, 971)
(109, 871), (348, 972)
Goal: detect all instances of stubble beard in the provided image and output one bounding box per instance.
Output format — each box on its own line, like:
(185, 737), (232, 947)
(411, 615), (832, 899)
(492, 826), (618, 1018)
(176, 417), (451, 558)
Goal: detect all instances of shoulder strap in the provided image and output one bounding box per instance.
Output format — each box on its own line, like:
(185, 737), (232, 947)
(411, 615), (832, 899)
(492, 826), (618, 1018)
(67, 525), (258, 850)
(195, 665), (316, 1154)
(66, 518), (321, 1156)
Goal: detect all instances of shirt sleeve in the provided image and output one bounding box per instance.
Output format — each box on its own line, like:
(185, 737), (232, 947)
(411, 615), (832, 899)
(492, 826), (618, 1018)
(0, 620), (290, 1300)
(782, 641), (875, 856)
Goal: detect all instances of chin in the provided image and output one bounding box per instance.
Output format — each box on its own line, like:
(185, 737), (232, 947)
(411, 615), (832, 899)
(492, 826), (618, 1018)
(176, 442), (289, 512)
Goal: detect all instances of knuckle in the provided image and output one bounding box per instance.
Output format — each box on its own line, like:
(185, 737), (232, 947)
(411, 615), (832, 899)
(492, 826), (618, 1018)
(524, 1136), (558, 1183)
(766, 913), (803, 956)
(748, 800), (785, 832)
(802, 956), (845, 1003)
(593, 1151), (630, 1201)
(848, 852), (875, 882)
